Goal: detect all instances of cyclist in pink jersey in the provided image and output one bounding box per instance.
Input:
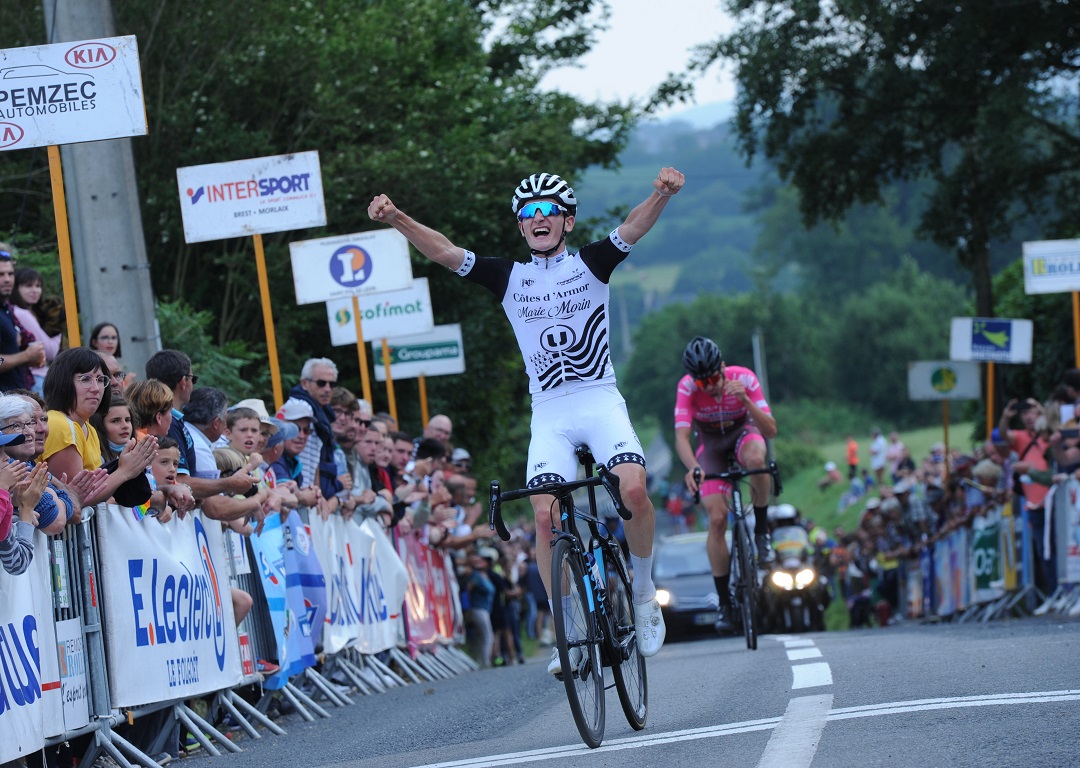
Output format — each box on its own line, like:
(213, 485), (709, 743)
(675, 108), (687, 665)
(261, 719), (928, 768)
(674, 336), (777, 633)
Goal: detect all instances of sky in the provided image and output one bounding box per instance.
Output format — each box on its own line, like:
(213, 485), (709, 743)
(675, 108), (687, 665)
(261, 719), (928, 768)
(539, 0), (737, 126)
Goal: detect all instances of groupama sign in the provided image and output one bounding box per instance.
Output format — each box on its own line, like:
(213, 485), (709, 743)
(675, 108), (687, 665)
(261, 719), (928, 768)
(0, 36), (146, 150)
(373, 324), (465, 381)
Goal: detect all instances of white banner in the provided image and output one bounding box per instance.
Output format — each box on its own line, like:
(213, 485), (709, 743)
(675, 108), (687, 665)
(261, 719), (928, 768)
(55, 618), (89, 733)
(176, 151), (326, 243)
(0, 36), (146, 151)
(373, 323), (466, 381)
(327, 277), (434, 346)
(907, 361), (981, 401)
(949, 317), (1033, 364)
(1023, 239), (1080, 294)
(308, 516), (408, 654)
(96, 507), (242, 707)
(290, 229), (412, 305)
(0, 533), (51, 762)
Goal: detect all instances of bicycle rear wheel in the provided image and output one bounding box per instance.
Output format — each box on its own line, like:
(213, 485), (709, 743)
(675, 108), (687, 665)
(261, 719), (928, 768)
(735, 519), (759, 650)
(551, 537), (605, 748)
(604, 542), (647, 730)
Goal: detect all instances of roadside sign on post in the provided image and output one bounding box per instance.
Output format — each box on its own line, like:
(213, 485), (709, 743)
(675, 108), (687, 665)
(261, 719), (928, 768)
(907, 361), (981, 401)
(176, 151), (326, 243)
(0, 36), (147, 151)
(949, 317), (1033, 364)
(1022, 239), (1080, 294)
(289, 229), (412, 305)
(373, 324), (465, 382)
(327, 278), (433, 346)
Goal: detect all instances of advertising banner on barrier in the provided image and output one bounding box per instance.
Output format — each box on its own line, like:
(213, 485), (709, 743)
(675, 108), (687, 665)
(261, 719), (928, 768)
(55, 618), (89, 732)
(0, 535), (52, 762)
(262, 511), (325, 688)
(345, 519), (409, 653)
(96, 507), (242, 707)
(399, 535), (438, 646)
(1057, 478), (1080, 584)
(310, 514), (361, 654)
(971, 521), (1003, 602)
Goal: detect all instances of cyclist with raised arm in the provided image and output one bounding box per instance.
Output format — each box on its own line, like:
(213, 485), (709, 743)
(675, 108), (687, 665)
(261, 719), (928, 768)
(674, 336), (777, 633)
(369, 168), (685, 670)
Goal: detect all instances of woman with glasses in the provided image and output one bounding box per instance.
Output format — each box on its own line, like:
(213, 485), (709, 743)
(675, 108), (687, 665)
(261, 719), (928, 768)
(673, 335), (778, 634)
(0, 394), (72, 536)
(40, 348), (156, 507)
(89, 322), (122, 358)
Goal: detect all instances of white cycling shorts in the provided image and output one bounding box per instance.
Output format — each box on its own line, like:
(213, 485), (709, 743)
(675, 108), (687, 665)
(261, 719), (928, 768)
(526, 382), (645, 486)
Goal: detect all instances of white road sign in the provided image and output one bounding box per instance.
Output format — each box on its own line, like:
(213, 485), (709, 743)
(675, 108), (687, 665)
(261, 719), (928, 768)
(327, 277), (434, 346)
(373, 324), (465, 381)
(907, 361), (981, 401)
(176, 151), (326, 243)
(0, 36), (147, 151)
(1022, 239), (1080, 294)
(949, 317), (1033, 364)
(290, 228), (412, 305)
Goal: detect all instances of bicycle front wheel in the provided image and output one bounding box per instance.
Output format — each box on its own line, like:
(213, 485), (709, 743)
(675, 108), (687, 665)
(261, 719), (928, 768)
(604, 542), (647, 730)
(735, 519), (759, 650)
(551, 537), (605, 748)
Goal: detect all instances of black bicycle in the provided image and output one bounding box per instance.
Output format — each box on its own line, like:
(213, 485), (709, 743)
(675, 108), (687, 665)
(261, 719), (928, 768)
(694, 461), (782, 651)
(490, 447), (647, 748)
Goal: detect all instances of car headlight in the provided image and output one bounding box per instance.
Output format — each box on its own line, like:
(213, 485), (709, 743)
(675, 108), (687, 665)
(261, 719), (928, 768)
(655, 588), (673, 607)
(795, 568), (815, 588)
(771, 571), (794, 590)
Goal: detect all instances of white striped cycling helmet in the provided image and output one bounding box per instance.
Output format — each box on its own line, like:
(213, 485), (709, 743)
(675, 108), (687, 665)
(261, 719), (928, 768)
(511, 173), (577, 216)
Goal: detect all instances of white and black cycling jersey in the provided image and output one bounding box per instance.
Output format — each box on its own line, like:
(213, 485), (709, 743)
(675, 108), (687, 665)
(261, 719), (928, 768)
(454, 230), (632, 401)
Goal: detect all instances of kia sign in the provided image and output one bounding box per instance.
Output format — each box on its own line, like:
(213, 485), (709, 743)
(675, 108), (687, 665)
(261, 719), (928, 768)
(949, 317), (1033, 364)
(290, 228), (412, 304)
(373, 324), (465, 381)
(907, 361), (981, 401)
(327, 277), (434, 345)
(176, 151), (326, 243)
(1022, 239), (1080, 294)
(0, 36), (146, 150)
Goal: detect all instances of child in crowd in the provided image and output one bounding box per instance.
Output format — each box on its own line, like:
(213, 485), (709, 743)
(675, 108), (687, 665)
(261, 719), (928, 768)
(92, 394), (134, 464)
(225, 407), (265, 467)
(146, 436), (182, 523)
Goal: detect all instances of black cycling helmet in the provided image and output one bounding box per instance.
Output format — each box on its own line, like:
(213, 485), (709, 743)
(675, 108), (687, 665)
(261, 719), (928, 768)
(683, 336), (723, 379)
(511, 173), (577, 217)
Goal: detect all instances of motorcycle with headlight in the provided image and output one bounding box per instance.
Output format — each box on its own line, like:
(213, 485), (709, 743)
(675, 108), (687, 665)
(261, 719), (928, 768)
(762, 508), (829, 632)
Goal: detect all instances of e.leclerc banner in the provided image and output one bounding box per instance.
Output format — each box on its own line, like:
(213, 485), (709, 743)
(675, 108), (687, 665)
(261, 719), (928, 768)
(0, 36), (146, 151)
(327, 277), (434, 345)
(176, 151), (326, 243)
(289, 229), (412, 304)
(95, 507), (242, 707)
(373, 324), (466, 382)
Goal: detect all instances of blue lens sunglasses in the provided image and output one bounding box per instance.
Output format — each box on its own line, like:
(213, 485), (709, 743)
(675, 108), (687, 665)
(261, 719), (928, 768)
(517, 201), (567, 221)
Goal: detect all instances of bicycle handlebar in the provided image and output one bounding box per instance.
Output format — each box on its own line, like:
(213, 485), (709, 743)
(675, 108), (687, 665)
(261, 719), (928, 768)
(692, 461), (783, 505)
(489, 465), (631, 541)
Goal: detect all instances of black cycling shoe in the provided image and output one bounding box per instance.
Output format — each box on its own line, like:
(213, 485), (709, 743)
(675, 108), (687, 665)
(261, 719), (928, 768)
(755, 533), (775, 566)
(714, 603), (735, 634)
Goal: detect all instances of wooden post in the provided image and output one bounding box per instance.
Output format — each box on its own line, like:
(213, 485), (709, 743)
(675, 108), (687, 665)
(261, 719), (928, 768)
(352, 295), (372, 404)
(418, 374), (429, 428)
(985, 361), (995, 440)
(382, 338), (397, 425)
(47, 145), (81, 346)
(252, 234), (284, 409)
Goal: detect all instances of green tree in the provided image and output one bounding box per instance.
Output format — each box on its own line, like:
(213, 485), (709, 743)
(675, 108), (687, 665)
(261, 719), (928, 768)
(669, 0), (1080, 318)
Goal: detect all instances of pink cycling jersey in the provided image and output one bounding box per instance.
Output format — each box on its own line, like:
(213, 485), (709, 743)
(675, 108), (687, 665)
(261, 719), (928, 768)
(673, 366), (770, 432)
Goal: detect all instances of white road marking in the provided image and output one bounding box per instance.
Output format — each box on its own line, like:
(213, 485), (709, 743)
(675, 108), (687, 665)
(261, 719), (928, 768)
(757, 694), (833, 768)
(786, 647), (822, 661)
(782, 638), (815, 648)
(792, 662), (833, 689)
(408, 690), (1080, 768)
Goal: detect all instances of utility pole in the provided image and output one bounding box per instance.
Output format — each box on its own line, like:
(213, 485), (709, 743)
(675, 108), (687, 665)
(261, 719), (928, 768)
(44, 0), (160, 375)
